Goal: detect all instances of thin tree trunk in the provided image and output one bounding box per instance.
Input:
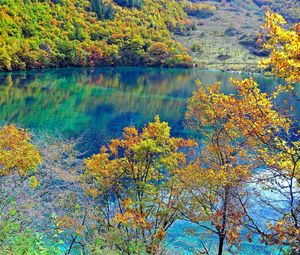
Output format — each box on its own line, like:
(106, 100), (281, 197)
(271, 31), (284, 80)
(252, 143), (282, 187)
(218, 235), (225, 255)
(218, 186), (229, 255)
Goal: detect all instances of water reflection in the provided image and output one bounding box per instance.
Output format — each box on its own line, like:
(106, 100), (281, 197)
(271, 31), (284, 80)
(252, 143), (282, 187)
(0, 67), (298, 151)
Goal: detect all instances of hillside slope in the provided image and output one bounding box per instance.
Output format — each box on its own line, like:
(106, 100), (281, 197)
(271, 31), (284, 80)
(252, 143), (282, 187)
(175, 0), (300, 71)
(0, 0), (299, 71)
(0, 0), (192, 71)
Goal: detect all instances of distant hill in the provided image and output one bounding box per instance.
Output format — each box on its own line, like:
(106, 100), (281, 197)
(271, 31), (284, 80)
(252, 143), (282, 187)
(175, 0), (300, 71)
(0, 0), (298, 71)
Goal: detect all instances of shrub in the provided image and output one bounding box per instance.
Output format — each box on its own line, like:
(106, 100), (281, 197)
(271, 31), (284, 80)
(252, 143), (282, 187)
(184, 2), (216, 19)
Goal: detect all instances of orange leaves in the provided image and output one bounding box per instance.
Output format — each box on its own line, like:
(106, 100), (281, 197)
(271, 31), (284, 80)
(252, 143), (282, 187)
(57, 216), (87, 237)
(114, 210), (150, 230)
(109, 139), (122, 155)
(0, 124), (41, 177)
(147, 42), (170, 59)
(259, 12), (300, 85)
(226, 228), (242, 245)
(0, 0), (193, 71)
(186, 80), (236, 130)
(186, 78), (290, 176)
(174, 137), (197, 149)
(184, 162), (251, 190)
(264, 216), (300, 247)
(109, 33), (130, 44)
(83, 116), (196, 249)
(86, 44), (104, 66)
(84, 150), (119, 189)
(185, 67), (300, 252)
(123, 126), (139, 147)
(231, 78), (290, 142)
(50, 19), (56, 26)
(183, 76), (291, 251)
(84, 116), (196, 192)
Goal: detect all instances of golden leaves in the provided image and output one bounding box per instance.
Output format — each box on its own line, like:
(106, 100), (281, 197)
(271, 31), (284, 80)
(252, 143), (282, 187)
(84, 116), (196, 188)
(28, 176), (40, 189)
(0, 124), (41, 177)
(57, 216), (87, 237)
(259, 12), (300, 85)
(114, 210), (150, 229)
(184, 75), (296, 249)
(264, 216), (300, 247)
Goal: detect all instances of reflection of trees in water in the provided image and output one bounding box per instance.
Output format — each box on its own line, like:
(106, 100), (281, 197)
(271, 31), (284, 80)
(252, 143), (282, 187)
(0, 68), (193, 139)
(0, 67), (298, 141)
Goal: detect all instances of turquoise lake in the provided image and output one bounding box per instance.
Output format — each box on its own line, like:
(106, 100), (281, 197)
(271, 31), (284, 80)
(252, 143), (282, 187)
(0, 67), (298, 149)
(0, 67), (299, 254)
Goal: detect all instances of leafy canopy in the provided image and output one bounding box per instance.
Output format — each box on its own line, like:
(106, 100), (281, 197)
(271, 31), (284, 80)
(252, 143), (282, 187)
(0, 124), (41, 177)
(259, 12), (300, 86)
(84, 116), (196, 253)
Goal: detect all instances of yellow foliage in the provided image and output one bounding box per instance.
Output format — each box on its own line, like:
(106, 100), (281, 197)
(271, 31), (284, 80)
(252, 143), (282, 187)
(259, 12), (300, 85)
(0, 124), (41, 177)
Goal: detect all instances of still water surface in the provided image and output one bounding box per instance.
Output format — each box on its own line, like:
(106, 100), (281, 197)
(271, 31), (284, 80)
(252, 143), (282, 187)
(0, 67), (299, 254)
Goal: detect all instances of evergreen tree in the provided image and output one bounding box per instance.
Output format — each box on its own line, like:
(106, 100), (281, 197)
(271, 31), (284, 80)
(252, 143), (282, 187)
(114, 0), (144, 9)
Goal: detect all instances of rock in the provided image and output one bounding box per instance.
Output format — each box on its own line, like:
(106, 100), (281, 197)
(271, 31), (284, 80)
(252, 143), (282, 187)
(224, 27), (241, 37)
(217, 54), (231, 61)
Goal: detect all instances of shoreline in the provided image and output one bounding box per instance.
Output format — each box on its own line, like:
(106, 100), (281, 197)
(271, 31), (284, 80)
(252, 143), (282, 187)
(0, 64), (265, 76)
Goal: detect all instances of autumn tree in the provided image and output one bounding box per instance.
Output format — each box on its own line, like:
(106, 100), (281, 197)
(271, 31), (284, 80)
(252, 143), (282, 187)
(183, 80), (253, 255)
(245, 125), (300, 255)
(0, 0), (191, 70)
(0, 124), (44, 253)
(183, 2), (216, 19)
(232, 80), (299, 254)
(183, 78), (291, 255)
(84, 116), (196, 254)
(240, 12), (300, 253)
(0, 124), (41, 178)
(259, 12), (300, 93)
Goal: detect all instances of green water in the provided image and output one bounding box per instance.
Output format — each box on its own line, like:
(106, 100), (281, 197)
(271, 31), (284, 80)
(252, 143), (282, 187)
(0, 67), (298, 254)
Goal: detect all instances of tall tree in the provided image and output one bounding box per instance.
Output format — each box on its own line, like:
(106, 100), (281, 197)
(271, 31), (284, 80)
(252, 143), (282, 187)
(183, 78), (291, 254)
(183, 80), (253, 255)
(84, 116), (196, 254)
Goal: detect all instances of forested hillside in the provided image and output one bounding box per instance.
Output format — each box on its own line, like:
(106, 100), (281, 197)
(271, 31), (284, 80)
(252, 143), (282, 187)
(0, 0), (299, 71)
(0, 0), (193, 71)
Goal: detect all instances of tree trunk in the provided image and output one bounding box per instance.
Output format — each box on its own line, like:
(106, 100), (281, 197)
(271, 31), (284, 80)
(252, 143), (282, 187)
(218, 235), (225, 255)
(218, 186), (229, 255)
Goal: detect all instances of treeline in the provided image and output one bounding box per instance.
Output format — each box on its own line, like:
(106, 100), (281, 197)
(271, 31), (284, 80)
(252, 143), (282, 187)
(0, 0), (193, 71)
(0, 12), (299, 255)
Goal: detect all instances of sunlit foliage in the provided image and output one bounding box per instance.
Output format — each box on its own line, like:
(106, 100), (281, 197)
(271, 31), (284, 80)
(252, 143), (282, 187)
(0, 124), (41, 177)
(0, 0), (192, 71)
(259, 12), (300, 86)
(84, 116), (196, 254)
(1, 4), (300, 254)
(183, 1), (216, 19)
(183, 77), (292, 254)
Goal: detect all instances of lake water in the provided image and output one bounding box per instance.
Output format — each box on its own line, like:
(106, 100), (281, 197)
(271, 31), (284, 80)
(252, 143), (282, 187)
(0, 67), (299, 254)
(1, 67), (298, 152)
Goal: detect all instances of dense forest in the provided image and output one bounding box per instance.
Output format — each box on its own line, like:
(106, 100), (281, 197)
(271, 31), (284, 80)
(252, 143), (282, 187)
(0, 0), (195, 70)
(1, 0), (299, 71)
(0, 9), (300, 254)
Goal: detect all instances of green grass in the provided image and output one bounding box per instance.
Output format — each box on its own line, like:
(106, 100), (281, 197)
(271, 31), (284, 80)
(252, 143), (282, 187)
(174, 0), (296, 72)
